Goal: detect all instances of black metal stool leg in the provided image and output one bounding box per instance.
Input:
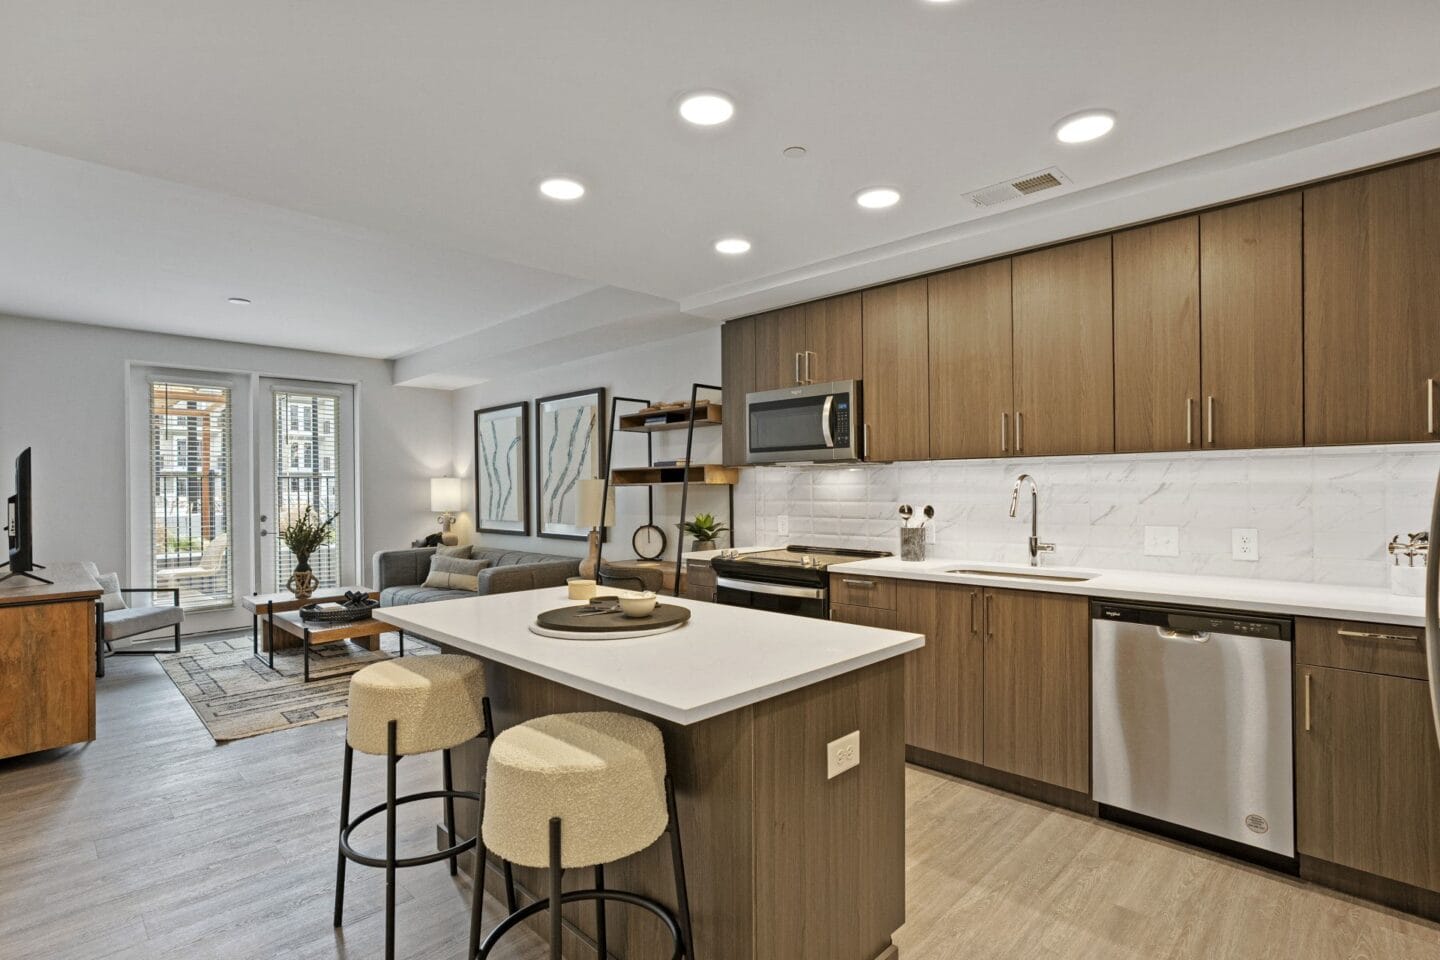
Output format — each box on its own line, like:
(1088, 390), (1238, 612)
(468, 782), (486, 960)
(334, 742), (353, 927)
(385, 720), (398, 960)
(443, 748), (459, 877)
(503, 859), (517, 913)
(665, 776), (696, 958)
(548, 818), (563, 960)
(595, 863), (608, 959)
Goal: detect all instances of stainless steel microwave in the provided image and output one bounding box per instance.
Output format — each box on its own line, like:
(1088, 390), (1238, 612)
(745, 380), (862, 464)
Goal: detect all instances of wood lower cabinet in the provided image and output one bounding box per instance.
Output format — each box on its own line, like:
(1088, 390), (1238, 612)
(895, 580), (984, 763)
(1011, 236), (1115, 456)
(1304, 155), (1440, 445)
(1199, 192), (1304, 449)
(1113, 217), (1200, 452)
(981, 588), (1090, 793)
(861, 278), (930, 462)
(1296, 662), (1440, 893)
(684, 561), (717, 602)
(721, 316), (758, 466)
(829, 602), (896, 629)
(928, 259), (1014, 460)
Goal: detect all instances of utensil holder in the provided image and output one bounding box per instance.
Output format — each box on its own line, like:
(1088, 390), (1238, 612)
(900, 527), (926, 562)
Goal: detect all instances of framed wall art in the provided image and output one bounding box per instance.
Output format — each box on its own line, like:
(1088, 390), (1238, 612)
(535, 387), (607, 540)
(473, 401), (530, 536)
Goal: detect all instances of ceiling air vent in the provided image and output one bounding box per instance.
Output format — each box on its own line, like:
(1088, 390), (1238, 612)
(963, 167), (1071, 208)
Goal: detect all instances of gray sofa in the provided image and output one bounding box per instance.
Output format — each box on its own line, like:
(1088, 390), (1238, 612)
(374, 546), (581, 607)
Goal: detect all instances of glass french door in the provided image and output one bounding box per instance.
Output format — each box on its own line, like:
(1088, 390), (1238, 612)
(256, 379), (357, 594)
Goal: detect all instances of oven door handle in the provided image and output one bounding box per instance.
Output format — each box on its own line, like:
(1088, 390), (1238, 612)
(820, 395), (834, 448)
(715, 577), (826, 600)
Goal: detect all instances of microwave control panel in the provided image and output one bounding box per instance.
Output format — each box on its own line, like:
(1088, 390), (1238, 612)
(833, 396), (851, 444)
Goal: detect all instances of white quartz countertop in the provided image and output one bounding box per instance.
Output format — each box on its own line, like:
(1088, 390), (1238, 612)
(828, 557), (1427, 627)
(375, 587), (924, 725)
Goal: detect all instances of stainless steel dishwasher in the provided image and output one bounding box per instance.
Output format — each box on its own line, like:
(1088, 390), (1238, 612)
(1091, 601), (1295, 860)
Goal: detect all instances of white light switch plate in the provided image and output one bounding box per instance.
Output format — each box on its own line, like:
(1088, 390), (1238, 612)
(1144, 525), (1180, 557)
(827, 730), (860, 779)
(777, 514), (790, 537)
(1232, 528), (1259, 562)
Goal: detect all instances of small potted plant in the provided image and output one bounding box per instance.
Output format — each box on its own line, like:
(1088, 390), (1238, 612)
(678, 513), (729, 552)
(280, 505), (339, 600)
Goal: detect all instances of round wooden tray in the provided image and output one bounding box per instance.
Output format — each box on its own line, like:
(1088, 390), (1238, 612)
(535, 602), (691, 634)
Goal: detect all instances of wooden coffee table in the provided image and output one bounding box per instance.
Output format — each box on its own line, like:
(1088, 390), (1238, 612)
(242, 587), (379, 660)
(267, 610), (406, 683)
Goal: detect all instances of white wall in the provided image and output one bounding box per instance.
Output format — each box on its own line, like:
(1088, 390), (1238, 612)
(746, 446), (1440, 589)
(0, 313), (453, 588)
(450, 328), (754, 561)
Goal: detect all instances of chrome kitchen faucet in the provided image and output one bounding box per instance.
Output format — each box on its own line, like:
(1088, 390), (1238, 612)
(1009, 473), (1056, 567)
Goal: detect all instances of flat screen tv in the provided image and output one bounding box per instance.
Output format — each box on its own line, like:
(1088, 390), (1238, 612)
(3, 447), (48, 585)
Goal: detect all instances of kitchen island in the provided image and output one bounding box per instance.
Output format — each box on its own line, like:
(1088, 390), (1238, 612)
(376, 587), (923, 960)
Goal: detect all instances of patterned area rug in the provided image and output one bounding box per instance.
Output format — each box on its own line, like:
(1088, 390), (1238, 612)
(157, 631), (435, 743)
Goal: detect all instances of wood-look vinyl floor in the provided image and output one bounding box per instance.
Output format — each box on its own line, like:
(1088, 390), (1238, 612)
(2, 652), (1439, 959)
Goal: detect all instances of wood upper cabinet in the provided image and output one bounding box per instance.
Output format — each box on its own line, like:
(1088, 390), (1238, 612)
(1296, 662), (1440, 892)
(1199, 192), (1303, 449)
(1113, 218), (1200, 452)
(1011, 236), (1115, 456)
(928, 259), (1014, 459)
(753, 306), (809, 392)
(982, 588), (1090, 792)
(804, 292), (863, 383)
(862, 277), (931, 461)
(895, 580), (984, 763)
(721, 316), (758, 466)
(1304, 156), (1440, 445)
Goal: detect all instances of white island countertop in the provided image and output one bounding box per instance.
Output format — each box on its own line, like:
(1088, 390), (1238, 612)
(375, 587), (924, 725)
(828, 557), (1427, 627)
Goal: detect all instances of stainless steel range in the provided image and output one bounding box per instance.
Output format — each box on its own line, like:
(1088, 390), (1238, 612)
(711, 544), (890, 619)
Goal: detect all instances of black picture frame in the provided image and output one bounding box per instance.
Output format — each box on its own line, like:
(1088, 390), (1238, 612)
(534, 387), (607, 541)
(473, 401), (530, 536)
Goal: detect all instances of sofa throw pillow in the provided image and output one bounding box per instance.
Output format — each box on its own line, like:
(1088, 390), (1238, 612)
(435, 544), (473, 559)
(96, 572), (127, 611)
(423, 555), (492, 592)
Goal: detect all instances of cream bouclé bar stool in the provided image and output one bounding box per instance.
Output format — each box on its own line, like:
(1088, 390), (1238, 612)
(474, 711), (696, 960)
(335, 654), (503, 960)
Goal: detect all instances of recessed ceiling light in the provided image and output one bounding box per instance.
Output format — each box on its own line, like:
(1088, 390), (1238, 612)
(855, 187), (901, 210)
(782, 145), (808, 159)
(227, 297), (251, 305)
(678, 92), (735, 126)
(538, 177), (585, 201)
(714, 237), (751, 255)
(1054, 110), (1116, 144)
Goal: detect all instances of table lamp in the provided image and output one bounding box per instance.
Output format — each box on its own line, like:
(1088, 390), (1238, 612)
(576, 477), (615, 580)
(430, 476), (465, 545)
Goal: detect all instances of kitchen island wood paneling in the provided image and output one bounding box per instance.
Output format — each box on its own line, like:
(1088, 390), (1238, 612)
(378, 590), (920, 960)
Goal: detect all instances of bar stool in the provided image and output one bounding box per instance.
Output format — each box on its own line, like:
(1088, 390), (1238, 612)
(335, 654), (505, 960)
(473, 711), (695, 960)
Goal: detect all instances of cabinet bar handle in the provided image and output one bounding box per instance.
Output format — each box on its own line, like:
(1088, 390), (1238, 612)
(985, 593), (995, 640)
(1336, 628), (1418, 643)
(970, 590), (980, 635)
(1303, 672), (1312, 732)
(1206, 396), (1215, 445)
(841, 578), (876, 588)
(864, 423), (871, 459)
(1015, 411), (1023, 452)
(1000, 412), (1008, 453)
(1429, 378), (1436, 435)
(806, 351), (817, 384)
(794, 353), (802, 385)
(1186, 398), (1194, 446)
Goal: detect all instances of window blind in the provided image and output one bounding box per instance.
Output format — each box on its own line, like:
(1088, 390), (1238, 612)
(272, 389), (342, 590)
(149, 381), (233, 610)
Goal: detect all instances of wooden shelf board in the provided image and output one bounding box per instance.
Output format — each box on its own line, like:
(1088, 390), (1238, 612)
(618, 403), (723, 433)
(610, 465), (739, 486)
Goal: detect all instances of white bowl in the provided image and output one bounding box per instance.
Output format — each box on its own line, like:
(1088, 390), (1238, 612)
(617, 591), (658, 618)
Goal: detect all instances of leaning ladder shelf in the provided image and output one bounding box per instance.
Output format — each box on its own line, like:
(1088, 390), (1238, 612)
(596, 384), (735, 597)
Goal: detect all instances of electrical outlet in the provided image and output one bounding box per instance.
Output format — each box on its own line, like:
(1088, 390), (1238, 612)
(1144, 525), (1180, 557)
(777, 514), (789, 537)
(827, 730), (860, 779)
(1232, 528), (1259, 562)
(926, 523), (937, 545)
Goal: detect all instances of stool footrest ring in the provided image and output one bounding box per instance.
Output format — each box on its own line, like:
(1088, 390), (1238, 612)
(478, 888), (684, 960)
(340, 789), (481, 870)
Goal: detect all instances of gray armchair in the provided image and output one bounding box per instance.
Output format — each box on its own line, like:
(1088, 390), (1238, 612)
(93, 587), (184, 677)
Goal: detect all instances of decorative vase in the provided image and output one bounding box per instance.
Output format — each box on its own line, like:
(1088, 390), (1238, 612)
(287, 558), (317, 600)
(691, 539), (715, 553)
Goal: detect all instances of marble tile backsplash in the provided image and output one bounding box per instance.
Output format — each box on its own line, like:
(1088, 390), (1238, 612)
(737, 444), (1440, 588)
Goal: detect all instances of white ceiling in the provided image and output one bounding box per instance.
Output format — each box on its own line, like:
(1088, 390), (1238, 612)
(3, 1), (1440, 380)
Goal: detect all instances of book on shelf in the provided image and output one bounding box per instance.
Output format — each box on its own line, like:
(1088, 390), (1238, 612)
(652, 458), (689, 468)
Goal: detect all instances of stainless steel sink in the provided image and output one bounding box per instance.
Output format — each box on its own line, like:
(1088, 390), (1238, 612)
(944, 567), (1097, 583)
